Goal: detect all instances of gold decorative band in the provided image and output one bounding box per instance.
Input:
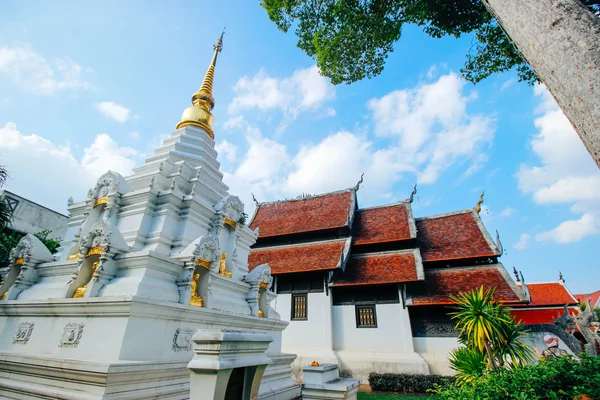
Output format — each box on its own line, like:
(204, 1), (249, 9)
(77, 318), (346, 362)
(224, 217), (237, 229)
(86, 246), (102, 257)
(259, 281), (268, 290)
(195, 257), (211, 270)
(15, 257), (25, 265)
(67, 253), (81, 260)
(175, 120), (215, 140)
(94, 197), (108, 208)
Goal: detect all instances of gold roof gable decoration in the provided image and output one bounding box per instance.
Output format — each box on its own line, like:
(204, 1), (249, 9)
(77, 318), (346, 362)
(176, 30), (225, 140)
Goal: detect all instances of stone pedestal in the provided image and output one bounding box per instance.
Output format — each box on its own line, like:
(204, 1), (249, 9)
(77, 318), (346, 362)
(302, 364), (360, 400)
(188, 329), (272, 400)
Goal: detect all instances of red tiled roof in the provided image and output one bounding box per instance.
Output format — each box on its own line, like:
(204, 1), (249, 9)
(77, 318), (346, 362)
(410, 265), (524, 306)
(416, 211), (498, 262)
(513, 283), (578, 307)
(511, 307), (578, 325)
(334, 250), (422, 286)
(249, 190), (355, 239)
(248, 239), (349, 275)
(353, 203), (414, 246)
(575, 290), (600, 308)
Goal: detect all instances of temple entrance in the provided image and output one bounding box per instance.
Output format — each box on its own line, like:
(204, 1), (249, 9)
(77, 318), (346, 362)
(224, 367), (245, 400)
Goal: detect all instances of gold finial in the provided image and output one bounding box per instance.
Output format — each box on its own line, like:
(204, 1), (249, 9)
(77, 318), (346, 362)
(475, 190), (484, 213)
(176, 30), (225, 139)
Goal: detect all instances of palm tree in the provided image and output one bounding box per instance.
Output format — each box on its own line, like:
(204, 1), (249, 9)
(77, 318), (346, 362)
(0, 164), (13, 230)
(450, 286), (510, 370)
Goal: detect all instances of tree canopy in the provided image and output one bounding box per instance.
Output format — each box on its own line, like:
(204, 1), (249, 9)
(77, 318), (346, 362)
(261, 0), (600, 85)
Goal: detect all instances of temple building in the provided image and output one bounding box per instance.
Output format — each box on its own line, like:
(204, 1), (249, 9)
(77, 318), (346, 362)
(247, 184), (579, 380)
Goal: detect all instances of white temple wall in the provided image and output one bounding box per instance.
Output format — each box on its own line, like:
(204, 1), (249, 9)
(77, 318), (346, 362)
(413, 337), (458, 375)
(331, 303), (414, 353)
(276, 292), (336, 360)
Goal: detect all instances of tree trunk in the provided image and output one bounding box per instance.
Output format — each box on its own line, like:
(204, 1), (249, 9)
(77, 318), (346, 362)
(483, 0), (600, 168)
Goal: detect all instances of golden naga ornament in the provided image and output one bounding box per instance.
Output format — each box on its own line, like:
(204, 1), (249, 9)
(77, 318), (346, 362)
(86, 246), (102, 257)
(475, 190), (485, 213)
(15, 257), (25, 265)
(223, 216), (237, 229)
(218, 252), (232, 278)
(195, 257), (211, 270)
(73, 261), (99, 298)
(259, 281), (268, 290)
(189, 273), (204, 307)
(93, 197), (109, 208)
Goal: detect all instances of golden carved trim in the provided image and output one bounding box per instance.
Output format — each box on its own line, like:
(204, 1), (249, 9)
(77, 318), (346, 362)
(86, 246), (102, 257)
(1, 292), (7, 300)
(195, 257), (211, 270)
(73, 262), (99, 299)
(15, 257), (25, 265)
(67, 253), (81, 261)
(258, 310), (264, 318)
(94, 197), (108, 208)
(224, 217), (237, 230)
(175, 120), (215, 140)
(259, 281), (268, 290)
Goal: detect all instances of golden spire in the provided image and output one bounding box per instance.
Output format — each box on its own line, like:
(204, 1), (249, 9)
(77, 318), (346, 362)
(176, 30), (225, 139)
(475, 190), (485, 213)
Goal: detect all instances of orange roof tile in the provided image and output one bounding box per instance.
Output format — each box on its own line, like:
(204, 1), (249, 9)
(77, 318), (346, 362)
(410, 265), (525, 306)
(511, 307), (578, 325)
(575, 290), (600, 308)
(249, 190), (355, 238)
(248, 239), (350, 275)
(416, 211), (499, 262)
(353, 203), (415, 245)
(513, 282), (578, 307)
(334, 250), (423, 286)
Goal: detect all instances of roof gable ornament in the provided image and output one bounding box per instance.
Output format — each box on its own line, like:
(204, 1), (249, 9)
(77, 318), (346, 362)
(475, 190), (484, 213)
(559, 271), (565, 283)
(251, 193), (259, 206)
(408, 183), (418, 203)
(354, 173), (364, 191)
(513, 266), (520, 282)
(495, 230), (504, 255)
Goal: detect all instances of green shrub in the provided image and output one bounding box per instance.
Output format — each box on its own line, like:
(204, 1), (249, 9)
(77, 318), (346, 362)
(432, 354), (600, 400)
(369, 373), (453, 393)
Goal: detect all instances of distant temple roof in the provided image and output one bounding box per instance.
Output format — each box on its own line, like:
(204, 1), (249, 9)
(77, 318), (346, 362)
(334, 249), (424, 287)
(249, 189), (356, 238)
(248, 238), (351, 275)
(575, 289), (600, 308)
(416, 210), (501, 262)
(409, 265), (527, 306)
(511, 308), (578, 325)
(513, 282), (578, 308)
(352, 202), (416, 246)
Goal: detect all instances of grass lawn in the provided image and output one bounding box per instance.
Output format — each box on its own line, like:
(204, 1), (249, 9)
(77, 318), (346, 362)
(358, 393), (437, 399)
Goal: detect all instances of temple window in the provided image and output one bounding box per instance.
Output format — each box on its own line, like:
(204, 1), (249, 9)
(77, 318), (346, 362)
(291, 293), (308, 320)
(356, 305), (377, 328)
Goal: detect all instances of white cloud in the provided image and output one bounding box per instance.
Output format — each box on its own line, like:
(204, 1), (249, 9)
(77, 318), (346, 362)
(215, 140), (238, 163)
(0, 44), (92, 95)
(499, 207), (516, 217)
(95, 102), (131, 123)
(228, 65), (335, 131)
(514, 233), (531, 250)
(224, 115), (244, 130)
(367, 73), (494, 184)
(130, 131), (140, 140)
(517, 85), (600, 244)
(500, 79), (515, 92)
(0, 123), (140, 213)
(536, 213), (599, 244)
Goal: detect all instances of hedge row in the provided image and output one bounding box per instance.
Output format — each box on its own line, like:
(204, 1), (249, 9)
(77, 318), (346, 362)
(368, 372), (453, 393)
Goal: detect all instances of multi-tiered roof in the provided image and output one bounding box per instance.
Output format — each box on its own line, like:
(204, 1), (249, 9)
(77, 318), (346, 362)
(248, 185), (528, 305)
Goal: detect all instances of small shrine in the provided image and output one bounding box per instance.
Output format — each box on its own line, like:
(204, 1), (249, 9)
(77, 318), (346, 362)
(0, 33), (300, 400)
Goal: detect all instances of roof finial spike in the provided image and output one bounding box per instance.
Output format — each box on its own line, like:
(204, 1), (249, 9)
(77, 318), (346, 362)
(475, 190), (485, 213)
(251, 192), (259, 206)
(513, 266), (520, 282)
(354, 173), (364, 191)
(559, 270), (565, 283)
(409, 183), (418, 203)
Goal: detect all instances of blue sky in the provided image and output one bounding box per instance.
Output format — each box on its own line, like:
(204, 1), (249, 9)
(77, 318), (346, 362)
(1, 1), (598, 294)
